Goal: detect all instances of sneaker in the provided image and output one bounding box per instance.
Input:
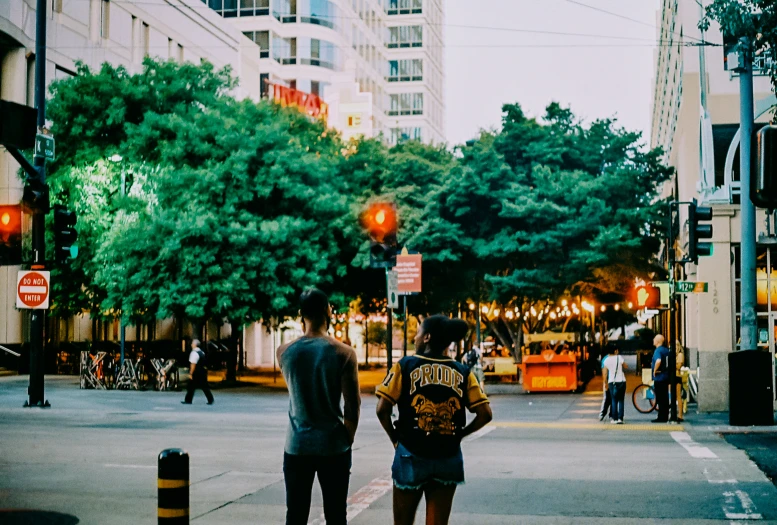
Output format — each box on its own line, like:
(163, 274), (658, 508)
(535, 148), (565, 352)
(181, 401), (191, 404)
(610, 419), (619, 424)
(651, 418), (668, 423)
(616, 420), (624, 425)
(207, 402), (214, 405)
(599, 413), (606, 421)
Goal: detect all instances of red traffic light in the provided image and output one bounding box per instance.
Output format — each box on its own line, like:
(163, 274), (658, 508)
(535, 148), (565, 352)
(0, 205), (22, 243)
(633, 284), (660, 309)
(360, 203), (397, 243)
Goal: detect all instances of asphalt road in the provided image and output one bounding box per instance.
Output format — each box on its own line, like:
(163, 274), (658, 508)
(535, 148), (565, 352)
(1, 375), (777, 524)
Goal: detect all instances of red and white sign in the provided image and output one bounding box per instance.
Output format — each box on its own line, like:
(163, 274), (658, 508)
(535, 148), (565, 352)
(17, 271), (50, 309)
(396, 253), (422, 294)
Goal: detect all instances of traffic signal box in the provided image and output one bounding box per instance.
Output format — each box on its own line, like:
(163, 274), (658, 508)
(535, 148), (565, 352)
(688, 199), (713, 264)
(53, 205), (78, 264)
(0, 205), (22, 265)
(633, 284), (661, 310)
(360, 203), (398, 268)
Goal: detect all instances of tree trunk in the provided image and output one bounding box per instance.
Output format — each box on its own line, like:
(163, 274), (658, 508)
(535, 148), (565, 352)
(486, 318), (512, 353)
(226, 321), (239, 382)
(500, 314), (520, 363)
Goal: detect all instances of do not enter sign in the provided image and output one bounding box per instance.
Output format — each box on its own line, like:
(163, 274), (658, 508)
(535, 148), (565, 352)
(17, 271), (50, 309)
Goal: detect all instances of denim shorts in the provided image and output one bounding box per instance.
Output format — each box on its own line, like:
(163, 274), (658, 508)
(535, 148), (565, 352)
(391, 442), (465, 490)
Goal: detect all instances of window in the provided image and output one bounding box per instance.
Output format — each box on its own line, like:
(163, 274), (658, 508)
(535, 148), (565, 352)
(412, 93), (423, 114)
(387, 25), (422, 48)
(240, 0), (270, 16)
(279, 0), (297, 22)
(301, 0), (336, 29)
(387, 59), (422, 82)
(311, 80), (320, 96)
(387, 93), (423, 116)
(273, 36), (297, 64)
(101, 0), (110, 38)
(387, 0), (421, 14)
(390, 127), (422, 144)
(298, 38), (337, 69)
(260, 73), (270, 97)
(244, 31), (271, 58)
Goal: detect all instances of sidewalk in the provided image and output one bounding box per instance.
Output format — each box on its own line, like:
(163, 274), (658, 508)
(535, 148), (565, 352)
(207, 367), (390, 394)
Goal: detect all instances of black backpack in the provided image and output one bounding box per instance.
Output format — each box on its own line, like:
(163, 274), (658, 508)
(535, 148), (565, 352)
(195, 349), (207, 370)
(465, 349), (479, 371)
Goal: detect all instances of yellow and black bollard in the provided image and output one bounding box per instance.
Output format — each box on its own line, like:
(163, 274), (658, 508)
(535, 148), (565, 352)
(158, 448), (189, 523)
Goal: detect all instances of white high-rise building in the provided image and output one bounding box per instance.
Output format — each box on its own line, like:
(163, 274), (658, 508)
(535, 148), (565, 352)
(203, 0), (446, 144)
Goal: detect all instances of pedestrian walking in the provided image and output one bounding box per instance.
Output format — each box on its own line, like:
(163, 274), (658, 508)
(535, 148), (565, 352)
(651, 334), (671, 423)
(376, 315), (493, 525)
(599, 350), (612, 422)
(182, 339), (214, 405)
(277, 288), (360, 525)
(602, 343), (627, 424)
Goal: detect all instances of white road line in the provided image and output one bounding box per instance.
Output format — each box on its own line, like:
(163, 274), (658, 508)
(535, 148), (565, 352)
(308, 477), (393, 525)
(671, 431), (719, 459)
(723, 491), (763, 520)
(671, 432), (762, 521)
(104, 463), (156, 469)
(463, 426), (496, 442)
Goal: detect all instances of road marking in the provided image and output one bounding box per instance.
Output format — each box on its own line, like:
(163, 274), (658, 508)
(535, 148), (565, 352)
(308, 477), (393, 525)
(463, 426), (495, 442)
(723, 490), (762, 520)
(494, 421), (682, 431)
(670, 433), (762, 521)
(104, 464), (157, 469)
(154, 407), (174, 411)
(568, 409), (599, 414)
(671, 431), (719, 459)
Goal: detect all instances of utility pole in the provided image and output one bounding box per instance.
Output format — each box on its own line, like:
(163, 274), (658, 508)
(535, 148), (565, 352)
(25, 0), (49, 408)
(386, 268), (393, 369)
(403, 296), (408, 357)
(739, 36), (757, 353)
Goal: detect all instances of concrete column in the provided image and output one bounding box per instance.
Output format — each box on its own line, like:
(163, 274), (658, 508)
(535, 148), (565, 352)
(0, 47), (28, 346)
(695, 210), (736, 412)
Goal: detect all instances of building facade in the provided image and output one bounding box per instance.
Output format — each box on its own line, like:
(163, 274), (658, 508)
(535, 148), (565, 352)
(0, 0), (261, 347)
(204, 0), (445, 144)
(651, 0), (777, 411)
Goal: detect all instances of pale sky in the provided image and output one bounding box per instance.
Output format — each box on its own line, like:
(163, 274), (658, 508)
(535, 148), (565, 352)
(445, 0), (660, 147)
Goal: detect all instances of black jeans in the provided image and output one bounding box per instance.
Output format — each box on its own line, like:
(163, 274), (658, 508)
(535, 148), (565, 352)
(600, 387), (611, 419)
(184, 374), (213, 404)
(654, 379), (669, 421)
(283, 449), (352, 525)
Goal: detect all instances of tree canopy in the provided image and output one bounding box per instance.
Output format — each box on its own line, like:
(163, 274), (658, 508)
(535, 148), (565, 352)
(45, 58), (672, 345)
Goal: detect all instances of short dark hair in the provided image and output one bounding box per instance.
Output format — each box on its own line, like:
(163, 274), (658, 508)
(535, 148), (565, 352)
(300, 288), (329, 324)
(421, 315), (469, 353)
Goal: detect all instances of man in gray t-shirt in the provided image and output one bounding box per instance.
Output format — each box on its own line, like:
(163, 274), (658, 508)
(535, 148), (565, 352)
(276, 288), (360, 525)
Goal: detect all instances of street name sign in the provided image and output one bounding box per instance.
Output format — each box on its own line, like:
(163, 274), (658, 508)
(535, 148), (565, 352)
(17, 270), (50, 309)
(675, 281), (708, 293)
(35, 133), (55, 160)
(396, 253), (422, 294)
(387, 270), (399, 309)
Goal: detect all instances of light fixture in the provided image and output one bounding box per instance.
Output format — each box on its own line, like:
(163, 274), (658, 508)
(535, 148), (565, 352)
(494, 308), (500, 316)
(481, 305), (489, 314)
(550, 312), (557, 320)
(601, 305), (606, 312)
(561, 299), (568, 307)
(530, 307), (537, 317)
(614, 304), (620, 311)
(628, 302), (633, 309)
(469, 303), (476, 310)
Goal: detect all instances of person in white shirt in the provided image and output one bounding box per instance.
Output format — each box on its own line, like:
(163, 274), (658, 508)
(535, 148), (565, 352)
(601, 343), (627, 424)
(182, 339), (214, 405)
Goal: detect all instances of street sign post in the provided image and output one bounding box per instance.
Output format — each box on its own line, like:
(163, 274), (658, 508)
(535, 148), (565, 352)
(387, 270), (399, 309)
(34, 133), (55, 160)
(674, 281), (708, 293)
(396, 253), (422, 294)
(16, 270), (50, 310)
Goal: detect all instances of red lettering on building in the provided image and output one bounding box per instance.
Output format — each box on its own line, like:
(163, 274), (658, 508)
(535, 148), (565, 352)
(271, 84), (329, 120)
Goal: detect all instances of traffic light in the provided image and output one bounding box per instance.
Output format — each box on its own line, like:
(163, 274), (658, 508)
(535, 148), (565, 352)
(633, 284), (660, 309)
(0, 205), (22, 265)
(360, 203), (398, 268)
(753, 125), (777, 209)
(688, 199), (713, 264)
(53, 205), (78, 263)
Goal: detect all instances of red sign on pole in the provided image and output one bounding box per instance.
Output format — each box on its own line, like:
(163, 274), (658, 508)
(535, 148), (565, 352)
(17, 270), (50, 309)
(396, 254), (422, 294)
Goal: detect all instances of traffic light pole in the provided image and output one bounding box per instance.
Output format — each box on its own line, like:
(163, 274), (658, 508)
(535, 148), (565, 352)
(739, 37), (757, 353)
(668, 202), (678, 423)
(25, 0), (49, 408)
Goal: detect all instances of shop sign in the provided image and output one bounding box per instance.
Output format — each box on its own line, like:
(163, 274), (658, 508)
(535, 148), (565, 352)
(271, 84), (329, 119)
(531, 376), (568, 389)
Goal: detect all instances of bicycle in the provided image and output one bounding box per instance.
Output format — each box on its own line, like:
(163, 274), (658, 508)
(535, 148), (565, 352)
(632, 380), (687, 414)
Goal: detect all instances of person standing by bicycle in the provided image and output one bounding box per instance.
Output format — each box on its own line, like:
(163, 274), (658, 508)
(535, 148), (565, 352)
(602, 342), (627, 424)
(651, 334), (670, 423)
